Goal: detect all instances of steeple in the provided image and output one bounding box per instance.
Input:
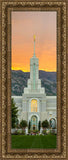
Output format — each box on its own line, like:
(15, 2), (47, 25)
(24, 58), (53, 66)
(30, 35), (39, 81)
(33, 35), (36, 57)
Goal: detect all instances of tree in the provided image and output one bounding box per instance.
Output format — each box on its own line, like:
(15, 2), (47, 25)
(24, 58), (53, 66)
(42, 120), (49, 128)
(11, 98), (19, 128)
(28, 121), (31, 130)
(38, 121), (41, 131)
(20, 120), (27, 128)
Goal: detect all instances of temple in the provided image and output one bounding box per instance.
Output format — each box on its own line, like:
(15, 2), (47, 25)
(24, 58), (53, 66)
(12, 36), (57, 130)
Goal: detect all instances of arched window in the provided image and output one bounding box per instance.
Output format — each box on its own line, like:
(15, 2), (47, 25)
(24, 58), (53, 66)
(50, 118), (56, 128)
(31, 115), (38, 130)
(31, 99), (37, 112)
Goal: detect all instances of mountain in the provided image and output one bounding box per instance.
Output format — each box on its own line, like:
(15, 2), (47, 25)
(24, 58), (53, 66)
(11, 70), (57, 96)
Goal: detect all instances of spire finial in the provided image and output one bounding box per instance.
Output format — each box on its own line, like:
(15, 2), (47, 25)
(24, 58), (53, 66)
(33, 35), (36, 57)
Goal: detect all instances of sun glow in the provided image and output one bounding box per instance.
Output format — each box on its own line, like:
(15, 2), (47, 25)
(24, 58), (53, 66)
(11, 67), (56, 72)
(12, 12), (56, 72)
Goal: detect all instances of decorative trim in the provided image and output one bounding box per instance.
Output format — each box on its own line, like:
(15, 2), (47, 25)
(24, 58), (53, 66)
(0, 0), (67, 159)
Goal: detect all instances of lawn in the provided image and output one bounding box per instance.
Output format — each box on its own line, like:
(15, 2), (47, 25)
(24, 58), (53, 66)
(11, 134), (57, 149)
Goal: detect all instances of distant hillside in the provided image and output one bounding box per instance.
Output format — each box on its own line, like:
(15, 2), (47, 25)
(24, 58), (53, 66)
(11, 70), (57, 96)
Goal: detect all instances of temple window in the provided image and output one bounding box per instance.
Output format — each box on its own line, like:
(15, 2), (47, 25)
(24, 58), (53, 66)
(31, 99), (37, 112)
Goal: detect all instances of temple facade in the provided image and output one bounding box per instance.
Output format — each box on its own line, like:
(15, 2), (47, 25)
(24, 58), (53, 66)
(12, 37), (57, 130)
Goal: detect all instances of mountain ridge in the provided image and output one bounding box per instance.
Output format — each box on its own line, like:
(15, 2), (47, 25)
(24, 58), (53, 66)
(11, 70), (57, 96)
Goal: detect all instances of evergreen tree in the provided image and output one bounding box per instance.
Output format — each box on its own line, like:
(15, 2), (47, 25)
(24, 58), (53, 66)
(28, 121), (31, 130)
(11, 98), (18, 128)
(42, 120), (49, 128)
(38, 121), (41, 131)
(20, 120), (27, 128)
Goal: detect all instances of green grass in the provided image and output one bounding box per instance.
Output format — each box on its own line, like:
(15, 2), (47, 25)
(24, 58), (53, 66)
(11, 134), (57, 149)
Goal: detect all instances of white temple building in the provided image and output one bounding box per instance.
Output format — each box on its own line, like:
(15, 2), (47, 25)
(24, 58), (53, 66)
(12, 37), (57, 130)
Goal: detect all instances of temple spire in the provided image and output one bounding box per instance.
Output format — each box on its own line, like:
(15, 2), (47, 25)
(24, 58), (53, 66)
(33, 35), (36, 57)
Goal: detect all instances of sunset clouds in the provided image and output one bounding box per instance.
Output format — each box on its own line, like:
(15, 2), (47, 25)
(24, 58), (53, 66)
(12, 11), (57, 72)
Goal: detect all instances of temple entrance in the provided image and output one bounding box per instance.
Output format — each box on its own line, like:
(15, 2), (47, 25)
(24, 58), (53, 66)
(31, 115), (38, 130)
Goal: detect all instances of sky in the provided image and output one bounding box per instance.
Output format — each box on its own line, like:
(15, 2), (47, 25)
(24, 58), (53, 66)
(11, 11), (57, 72)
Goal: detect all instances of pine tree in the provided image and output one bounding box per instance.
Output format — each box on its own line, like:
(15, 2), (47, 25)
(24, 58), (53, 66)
(11, 98), (19, 128)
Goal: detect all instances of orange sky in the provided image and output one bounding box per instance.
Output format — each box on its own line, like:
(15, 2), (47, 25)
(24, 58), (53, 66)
(12, 11), (57, 72)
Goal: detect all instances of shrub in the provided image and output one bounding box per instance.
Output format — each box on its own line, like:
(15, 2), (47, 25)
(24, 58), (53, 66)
(17, 129), (22, 134)
(22, 130), (25, 135)
(28, 129), (31, 133)
(42, 130), (46, 135)
(46, 129), (50, 135)
(42, 120), (49, 128)
(20, 120), (27, 128)
(33, 130), (39, 133)
(13, 130), (18, 135)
